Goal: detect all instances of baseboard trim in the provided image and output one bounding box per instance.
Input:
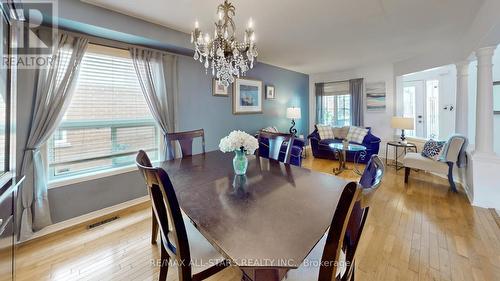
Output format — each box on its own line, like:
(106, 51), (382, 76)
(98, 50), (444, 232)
(17, 195), (150, 247)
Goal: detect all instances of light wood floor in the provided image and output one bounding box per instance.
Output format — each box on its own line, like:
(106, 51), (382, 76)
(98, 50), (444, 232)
(16, 155), (500, 281)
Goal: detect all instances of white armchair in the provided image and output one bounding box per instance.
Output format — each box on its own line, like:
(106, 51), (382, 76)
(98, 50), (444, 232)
(403, 135), (467, 192)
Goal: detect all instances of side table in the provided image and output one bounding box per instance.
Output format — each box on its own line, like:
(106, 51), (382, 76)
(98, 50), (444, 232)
(385, 141), (417, 170)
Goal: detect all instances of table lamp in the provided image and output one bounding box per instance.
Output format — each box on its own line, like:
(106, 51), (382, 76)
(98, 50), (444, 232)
(286, 107), (301, 136)
(391, 117), (414, 144)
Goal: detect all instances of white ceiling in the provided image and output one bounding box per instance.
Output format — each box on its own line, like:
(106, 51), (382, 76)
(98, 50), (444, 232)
(82, 0), (484, 74)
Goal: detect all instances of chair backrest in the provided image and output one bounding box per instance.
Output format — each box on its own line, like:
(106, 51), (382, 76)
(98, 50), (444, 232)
(136, 150), (192, 279)
(442, 135), (466, 163)
(257, 130), (295, 164)
(319, 156), (384, 280)
(359, 155), (385, 190)
(166, 129), (205, 160)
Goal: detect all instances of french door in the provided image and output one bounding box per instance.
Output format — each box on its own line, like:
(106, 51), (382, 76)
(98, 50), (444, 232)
(402, 80), (440, 139)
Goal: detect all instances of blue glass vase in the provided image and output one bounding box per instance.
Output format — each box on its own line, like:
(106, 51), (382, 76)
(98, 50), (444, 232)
(233, 150), (248, 175)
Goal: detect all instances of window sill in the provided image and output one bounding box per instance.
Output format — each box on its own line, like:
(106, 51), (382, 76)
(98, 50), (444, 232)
(48, 165), (139, 189)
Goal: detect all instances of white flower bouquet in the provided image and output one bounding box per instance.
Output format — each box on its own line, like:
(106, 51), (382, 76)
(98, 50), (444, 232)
(219, 130), (259, 155)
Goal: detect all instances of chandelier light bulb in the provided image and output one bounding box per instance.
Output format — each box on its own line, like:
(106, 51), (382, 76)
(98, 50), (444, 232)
(204, 33), (210, 43)
(248, 18), (253, 29)
(218, 11), (223, 21)
(195, 20), (199, 29)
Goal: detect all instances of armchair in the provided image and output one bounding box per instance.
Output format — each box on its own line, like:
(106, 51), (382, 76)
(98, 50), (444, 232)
(403, 135), (467, 192)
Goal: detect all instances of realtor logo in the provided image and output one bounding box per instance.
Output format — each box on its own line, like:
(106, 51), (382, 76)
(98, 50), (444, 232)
(1, 0), (57, 68)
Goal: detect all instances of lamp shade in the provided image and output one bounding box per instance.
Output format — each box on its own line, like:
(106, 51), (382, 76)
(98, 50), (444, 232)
(286, 107), (301, 119)
(391, 117), (414, 130)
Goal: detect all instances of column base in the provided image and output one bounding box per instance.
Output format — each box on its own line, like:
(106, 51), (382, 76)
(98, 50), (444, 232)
(470, 152), (500, 209)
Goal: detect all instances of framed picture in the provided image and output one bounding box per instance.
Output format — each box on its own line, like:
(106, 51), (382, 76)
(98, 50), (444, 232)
(266, 85), (276, 99)
(232, 78), (263, 114)
(212, 79), (230, 96)
(366, 81), (386, 111)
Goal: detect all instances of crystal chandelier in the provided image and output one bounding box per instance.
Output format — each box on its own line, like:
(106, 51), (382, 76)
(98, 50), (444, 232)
(191, 0), (258, 87)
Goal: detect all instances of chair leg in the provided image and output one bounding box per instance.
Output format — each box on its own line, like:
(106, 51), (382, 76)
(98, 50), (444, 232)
(404, 167), (410, 183)
(151, 208), (159, 244)
(447, 162), (458, 193)
(159, 241), (169, 281)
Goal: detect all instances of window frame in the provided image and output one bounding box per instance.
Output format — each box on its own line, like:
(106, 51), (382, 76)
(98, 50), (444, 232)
(318, 81), (352, 127)
(46, 44), (162, 187)
(494, 81), (500, 115)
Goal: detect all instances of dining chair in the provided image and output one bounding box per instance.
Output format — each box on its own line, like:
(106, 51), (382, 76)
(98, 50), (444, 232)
(136, 150), (230, 281)
(257, 131), (295, 164)
(136, 151), (160, 244)
(166, 129), (206, 160)
(286, 155), (384, 281)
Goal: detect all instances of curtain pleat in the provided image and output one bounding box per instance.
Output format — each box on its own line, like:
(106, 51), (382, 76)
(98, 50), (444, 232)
(129, 48), (178, 160)
(315, 82), (325, 125)
(350, 78), (364, 127)
(18, 33), (89, 241)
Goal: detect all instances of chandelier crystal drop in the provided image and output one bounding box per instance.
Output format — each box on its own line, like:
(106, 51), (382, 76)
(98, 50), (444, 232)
(191, 0), (258, 87)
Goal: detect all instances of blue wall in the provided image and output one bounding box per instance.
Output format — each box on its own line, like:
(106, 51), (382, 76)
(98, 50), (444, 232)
(178, 56), (309, 152)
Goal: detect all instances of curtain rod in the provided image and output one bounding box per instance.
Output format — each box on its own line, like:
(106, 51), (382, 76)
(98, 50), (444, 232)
(35, 24), (191, 58)
(316, 78), (363, 85)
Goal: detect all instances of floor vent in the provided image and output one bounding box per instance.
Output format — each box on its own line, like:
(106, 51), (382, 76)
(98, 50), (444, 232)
(87, 216), (119, 229)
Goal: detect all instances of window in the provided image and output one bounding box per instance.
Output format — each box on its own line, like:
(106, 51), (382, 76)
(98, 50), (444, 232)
(48, 44), (159, 180)
(319, 82), (351, 126)
(0, 7), (12, 185)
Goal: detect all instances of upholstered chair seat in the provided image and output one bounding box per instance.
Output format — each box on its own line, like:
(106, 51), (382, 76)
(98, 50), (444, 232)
(403, 153), (449, 174)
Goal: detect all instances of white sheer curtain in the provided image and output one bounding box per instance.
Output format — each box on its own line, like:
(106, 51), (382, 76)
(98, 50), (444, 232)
(18, 33), (88, 241)
(129, 47), (178, 160)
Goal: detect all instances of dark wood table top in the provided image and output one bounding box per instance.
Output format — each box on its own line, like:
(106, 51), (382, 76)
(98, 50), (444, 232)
(159, 151), (349, 269)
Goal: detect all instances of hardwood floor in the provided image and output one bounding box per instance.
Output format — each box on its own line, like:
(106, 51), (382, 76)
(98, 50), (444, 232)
(15, 155), (500, 281)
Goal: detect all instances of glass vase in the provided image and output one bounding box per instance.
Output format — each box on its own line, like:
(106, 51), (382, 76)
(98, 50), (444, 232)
(233, 150), (248, 175)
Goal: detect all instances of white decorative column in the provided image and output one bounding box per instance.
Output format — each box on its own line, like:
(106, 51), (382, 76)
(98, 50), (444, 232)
(474, 47), (496, 154)
(455, 61), (469, 136)
(471, 46), (500, 211)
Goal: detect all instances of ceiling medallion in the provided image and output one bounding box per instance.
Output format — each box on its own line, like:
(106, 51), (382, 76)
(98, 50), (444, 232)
(191, 0), (258, 87)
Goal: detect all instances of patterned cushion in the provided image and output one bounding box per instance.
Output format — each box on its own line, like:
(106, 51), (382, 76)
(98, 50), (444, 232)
(316, 125), (335, 139)
(421, 139), (446, 160)
(346, 126), (368, 144)
(332, 126), (350, 140)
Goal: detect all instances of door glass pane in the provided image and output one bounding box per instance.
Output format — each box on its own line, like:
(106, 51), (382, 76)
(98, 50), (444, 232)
(426, 80), (439, 139)
(403, 86), (416, 137)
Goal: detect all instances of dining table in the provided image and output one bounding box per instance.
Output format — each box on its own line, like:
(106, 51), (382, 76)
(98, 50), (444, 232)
(159, 150), (350, 281)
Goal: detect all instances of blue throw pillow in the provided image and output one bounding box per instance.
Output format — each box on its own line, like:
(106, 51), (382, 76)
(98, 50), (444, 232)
(421, 139), (446, 160)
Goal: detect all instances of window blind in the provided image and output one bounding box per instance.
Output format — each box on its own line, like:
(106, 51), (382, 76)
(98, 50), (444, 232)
(323, 81), (349, 96)
(48, 44), (159, 179)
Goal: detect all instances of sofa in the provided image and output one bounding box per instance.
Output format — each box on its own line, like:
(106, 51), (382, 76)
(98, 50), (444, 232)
(308, 126), (381, 164)
(257, 128), (305, 166)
